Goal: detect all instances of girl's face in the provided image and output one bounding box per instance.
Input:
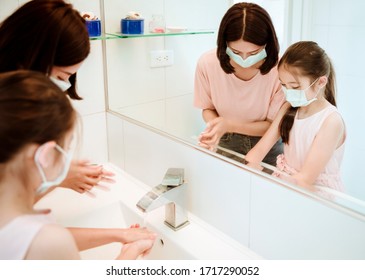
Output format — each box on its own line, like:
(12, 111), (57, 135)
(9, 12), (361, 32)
(227, 40), (266, 68)
(278, 66), (318, 100)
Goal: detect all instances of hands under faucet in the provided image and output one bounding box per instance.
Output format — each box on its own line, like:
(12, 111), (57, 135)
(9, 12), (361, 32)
(117, 224), (157, 260)
(68, 224), (157, 260)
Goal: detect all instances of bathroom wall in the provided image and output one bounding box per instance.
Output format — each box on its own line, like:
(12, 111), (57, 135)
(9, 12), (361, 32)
(0, 0), (109, 164)
(107, 113), (365, 259)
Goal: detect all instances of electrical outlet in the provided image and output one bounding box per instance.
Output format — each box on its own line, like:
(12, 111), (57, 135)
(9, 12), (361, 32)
(150, 50), (174, 68)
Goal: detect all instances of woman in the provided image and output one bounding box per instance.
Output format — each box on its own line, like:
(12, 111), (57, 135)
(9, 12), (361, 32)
(245, 41), (345, 191)
(0, 71), (156, 259)
(0, 0), (110, 193)
(194, 2), (285, 165)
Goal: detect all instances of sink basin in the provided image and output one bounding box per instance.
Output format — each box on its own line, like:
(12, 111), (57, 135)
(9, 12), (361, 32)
(35, 163), (261, 260)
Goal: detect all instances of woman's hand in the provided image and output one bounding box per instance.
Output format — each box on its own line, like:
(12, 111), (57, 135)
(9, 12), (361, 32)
(60, 160), (115, 193)
(198, 117), (231, 151)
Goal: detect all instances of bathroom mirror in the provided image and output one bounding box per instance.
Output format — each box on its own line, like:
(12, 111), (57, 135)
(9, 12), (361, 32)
(104, 0), (365, 207)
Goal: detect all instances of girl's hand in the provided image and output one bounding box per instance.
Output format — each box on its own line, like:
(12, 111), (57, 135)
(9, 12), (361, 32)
(117, 238), (156, 260)
(119, 227), (157, 244)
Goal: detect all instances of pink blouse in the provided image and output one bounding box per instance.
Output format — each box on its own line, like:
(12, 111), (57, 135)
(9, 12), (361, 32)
(194, 49), (285, 123)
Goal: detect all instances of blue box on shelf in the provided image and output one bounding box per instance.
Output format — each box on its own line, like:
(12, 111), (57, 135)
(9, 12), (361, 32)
(86, 19), (101, 37)
(121, 19), (144, 34)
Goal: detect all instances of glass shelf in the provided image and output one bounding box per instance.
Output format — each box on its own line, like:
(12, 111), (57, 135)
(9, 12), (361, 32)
(89, 30), (214, 41)
(89, 33), (121, 41)
(107, 29), (214, 39)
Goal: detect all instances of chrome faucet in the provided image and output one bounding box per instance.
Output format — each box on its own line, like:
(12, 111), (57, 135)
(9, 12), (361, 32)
(136, 168), (189, 231)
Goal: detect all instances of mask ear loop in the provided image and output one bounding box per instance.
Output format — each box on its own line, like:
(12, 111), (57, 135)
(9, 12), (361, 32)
(34, 142), (56, 182)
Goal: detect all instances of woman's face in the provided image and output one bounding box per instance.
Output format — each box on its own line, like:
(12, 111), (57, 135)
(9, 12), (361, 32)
(227, 40), (264, 59)
(50, 62), (83, 82)
(227, 40), (266, 68)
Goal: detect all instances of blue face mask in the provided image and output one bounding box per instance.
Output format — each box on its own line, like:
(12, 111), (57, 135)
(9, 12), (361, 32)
(282, 78), (320, 107)
(226, 46), (267, 68)
(49, 76), (72, 92)
(34, 144), (72, 195)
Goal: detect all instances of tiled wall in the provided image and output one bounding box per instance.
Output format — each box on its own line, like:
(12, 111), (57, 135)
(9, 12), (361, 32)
(107, 113), (365, 259)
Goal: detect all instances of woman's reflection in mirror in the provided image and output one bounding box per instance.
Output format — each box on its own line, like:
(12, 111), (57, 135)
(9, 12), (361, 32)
(245, 41), (346, 192)
(194, 2), (285, 166)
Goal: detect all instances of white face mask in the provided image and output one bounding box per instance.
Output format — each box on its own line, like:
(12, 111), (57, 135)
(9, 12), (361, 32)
(34, 144), (72, 194)
(49, 76), (72, 92)
(283, 78), (320, 107)
(226, 46), (267, 68)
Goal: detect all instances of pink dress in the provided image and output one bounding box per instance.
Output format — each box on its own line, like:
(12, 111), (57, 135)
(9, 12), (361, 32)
(274, 105), (345, 191)
(194, 49), (285, 122)
(0, 214), (54, 259)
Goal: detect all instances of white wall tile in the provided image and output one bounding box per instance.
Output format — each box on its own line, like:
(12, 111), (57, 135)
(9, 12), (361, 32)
(74, 112), (108, 163)
(72, 40), (106, 115)
(116, 100), (166, 131)
(164, 0), (228, 30)
(341, 147), (365, 200)
(311, 0), (330, 25)
(327, 26), (365, 77)
(0, 0), (19, 22)
(165, 93), (205, 143)
(105, 38), (165, 109)
(250, 176), (365, 259)
(329, 0), (365, 26)
(310, 25), (330, 50)
(106, 113), (126, 169)
(165, 34), (217, 98)
(70, 0), (100, 17)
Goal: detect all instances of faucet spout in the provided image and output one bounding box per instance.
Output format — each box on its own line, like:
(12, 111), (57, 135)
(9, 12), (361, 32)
(136, 168), (189, 231)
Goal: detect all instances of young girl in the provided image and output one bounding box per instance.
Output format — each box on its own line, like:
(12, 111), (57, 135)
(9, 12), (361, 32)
(245, 41), (346, 191)
(0, 71), (155, 259)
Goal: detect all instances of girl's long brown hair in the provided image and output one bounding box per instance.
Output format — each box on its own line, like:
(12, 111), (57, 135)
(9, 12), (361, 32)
(0, 70), (75, 163)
